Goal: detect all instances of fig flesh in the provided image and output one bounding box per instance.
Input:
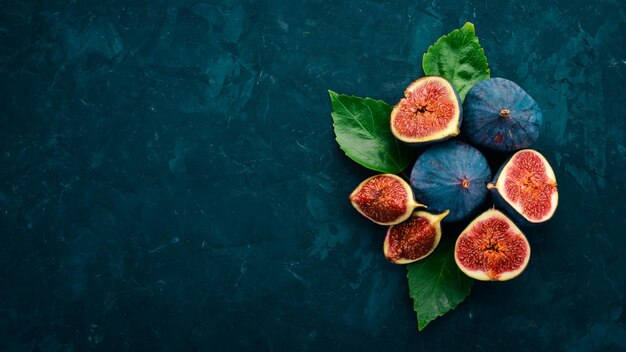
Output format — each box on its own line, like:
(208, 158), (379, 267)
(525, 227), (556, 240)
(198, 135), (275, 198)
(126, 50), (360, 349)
(455, 209), (530, 281)
(488, 149), (558, 225)
(410, 141), (491, 222)
(463, 78), (542, 152)
(384, 210), (449, 264)
(349, 174), (424, 225)
(390, 76), (462, 145)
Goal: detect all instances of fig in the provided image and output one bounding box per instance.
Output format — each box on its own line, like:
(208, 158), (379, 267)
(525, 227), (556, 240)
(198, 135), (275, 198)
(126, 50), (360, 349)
(487, 149), (558, 225)
(463, 77), (542, 151)
(390, 76), (462, 145)
(410, 141), (491, 222)
(349, 174), (425, 225)
(454, 209), (530, 281)
(384, 210), (449, 264)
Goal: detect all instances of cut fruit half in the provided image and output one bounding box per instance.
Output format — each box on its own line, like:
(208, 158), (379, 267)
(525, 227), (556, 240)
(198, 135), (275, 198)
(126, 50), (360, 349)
(488, 149), (558, 225)
(349, 174), (425, 225)
(390, 76), (462, 145)
(455, 209), (530, 281)
(384, 210), (449, 264)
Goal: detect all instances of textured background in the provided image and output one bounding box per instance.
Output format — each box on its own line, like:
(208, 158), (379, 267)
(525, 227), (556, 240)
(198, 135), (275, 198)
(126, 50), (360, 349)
(1, 0), (625, 351)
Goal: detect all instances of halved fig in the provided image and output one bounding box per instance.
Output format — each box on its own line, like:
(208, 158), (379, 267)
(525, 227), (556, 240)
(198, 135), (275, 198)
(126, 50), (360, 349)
(384, 210), (449, 264)
(487, 149), (558, 225)
(349, 174), (425, 225)
(390, 76), (462, 145)
(455, 209), (530, 281)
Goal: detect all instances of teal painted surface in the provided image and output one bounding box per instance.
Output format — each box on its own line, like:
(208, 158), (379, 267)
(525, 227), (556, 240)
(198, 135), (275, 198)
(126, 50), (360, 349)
(0, 1), (625, 350)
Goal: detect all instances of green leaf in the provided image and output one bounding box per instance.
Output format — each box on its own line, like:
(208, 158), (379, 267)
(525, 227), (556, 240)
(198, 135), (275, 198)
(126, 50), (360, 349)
(329, 90), (415, 174)
(422, 22), (490, 101)
(407, 238), (473, 331)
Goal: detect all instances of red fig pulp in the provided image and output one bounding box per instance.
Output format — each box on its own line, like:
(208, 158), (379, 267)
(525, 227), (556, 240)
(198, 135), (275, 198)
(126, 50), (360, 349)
(349, 174), (424, 225)
(390, 76), (462, 145)
(488, 149), (558, 225)
(455, 209), (530, 281)
(384, 210), (448, 264)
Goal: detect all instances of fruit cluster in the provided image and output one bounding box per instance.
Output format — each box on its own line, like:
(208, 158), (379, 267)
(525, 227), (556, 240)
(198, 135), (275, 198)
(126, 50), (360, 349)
(349, 76), (558, 281)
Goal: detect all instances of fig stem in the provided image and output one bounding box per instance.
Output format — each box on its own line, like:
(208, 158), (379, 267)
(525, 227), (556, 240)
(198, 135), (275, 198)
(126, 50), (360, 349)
(499, 109), (510, 118)
(433, 210), (450, 222)
(487, 183), (496, 190)
(411, 200), (427, 209)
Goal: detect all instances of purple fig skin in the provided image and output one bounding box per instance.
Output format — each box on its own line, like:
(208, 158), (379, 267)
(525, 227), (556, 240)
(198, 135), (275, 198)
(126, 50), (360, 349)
(463, 78), (542, 152)
(410, 141), (491, 222)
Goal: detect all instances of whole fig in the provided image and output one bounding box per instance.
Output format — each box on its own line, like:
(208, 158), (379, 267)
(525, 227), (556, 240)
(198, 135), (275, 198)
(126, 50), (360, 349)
(463, 77), (542, 152)
(410, 141), (491, 222)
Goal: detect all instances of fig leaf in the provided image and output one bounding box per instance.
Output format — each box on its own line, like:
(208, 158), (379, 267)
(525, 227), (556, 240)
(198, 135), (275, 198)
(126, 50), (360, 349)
(407, 238), (473, 331)
(422, 22), (490, 101)
(329, 91), (415, 174)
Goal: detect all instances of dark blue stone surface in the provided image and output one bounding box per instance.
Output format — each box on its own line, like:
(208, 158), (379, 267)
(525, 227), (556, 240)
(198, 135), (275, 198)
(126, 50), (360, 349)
(1, 1), (625, 350)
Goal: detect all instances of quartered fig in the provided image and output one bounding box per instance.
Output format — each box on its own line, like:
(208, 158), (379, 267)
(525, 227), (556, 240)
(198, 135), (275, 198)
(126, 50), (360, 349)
(349, 174), (425, 225)
(488, 149), (558, 225)
(463, 78), (542, 151)
(384, 210), (449, 264)
(390, 76), (462, 145)
(410, 141), (491, 222)
(455, 209), (530, 281)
